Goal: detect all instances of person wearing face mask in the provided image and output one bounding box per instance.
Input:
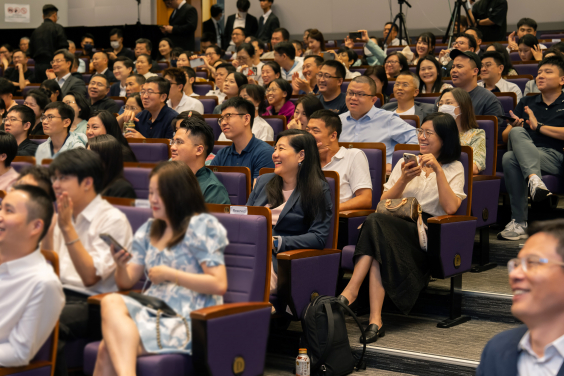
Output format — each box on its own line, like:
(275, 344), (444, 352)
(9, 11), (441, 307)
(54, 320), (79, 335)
(288, 94), (324, 130)
(80, 34), (95, 59)
(438, 88), (486, 174)
(107, 28), (135, 65)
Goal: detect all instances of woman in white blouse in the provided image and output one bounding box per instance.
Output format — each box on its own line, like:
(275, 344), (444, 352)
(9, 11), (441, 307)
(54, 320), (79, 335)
(338, 112), (466, 344)
(136, 54), (157, 79)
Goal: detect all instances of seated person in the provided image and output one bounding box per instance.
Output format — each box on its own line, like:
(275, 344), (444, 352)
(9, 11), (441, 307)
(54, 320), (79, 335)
(41, 79), (62, 102)
(261, 61), (281, 90)
(507, 17), (546, 52)
(67, 41), (86, 73)
(305, 29), (325, 57)
(235, 42), (264, 85)
(163, 68), (204, 114)
(135, 54), (157, 80)
(0, 78), (16, 113)
(383, 22), (408, 47)
(118, 93), (144, 120)
(0, 131), (19, 190)
(364, 65), (389, 103)
(15, 165), (56, 201)
(35, 102), (85, 164)
(218, 84), (274, 141)
(478, 51), (523, 101)
(46, 49), (87, 98)
(263, 79), (295, 118)
(292, 55), (322, 95)
(86, 110), (137, 162)
(227, 27), (247, 56)
(261, 28), (289, 59)
(335, 47), (362, 79)
(288, 94), (324, 130)
(63, 91), (90, 141)
(273, 41), (303, 81)
(171, 113), (230, 204)
(382, 71), (435, 121)
(438, 88), (486, 174)
(344, 30), (386, 66)
(202, 45), (228, 80)
(205, 63), (236, 105)
(306, 110), (372, 210)
(454, 15), (468, 33)
(498, 55), (564, 241)
(91, 52), (116, 82)
(3, 49), (35, 89)
(108, 28), (136, 63)
(416, 56), (453, 94)
(93, 162), (228, 372)
(80, 33), (95, 58)
(4, 105), (38, 156)
(438, 33), (478, 76)
(409, 32), (436, 65)
(486, 43), (519, 76)
(109, 57), (134, 97)
(24, 89), (51, 136)
(292, 40), (304, 60)
(119, 77), (178, 139)
(523, 49), (564, 96)
(87, 134), (136, 199)
(317, 60), (348, 115)
(247, 129), (333, 292)
(383, 52), (409, 80)
(339, 76), (417, 173)
(339, 112), (466, 343)
(210, 97), (275, 181)
(125, 73), (146, 98)
(178, 66), (199, 97)
(213, 72), (248, 114)
(518, 34), (544, 62)
(0, 185), (64, 367)
(465, 28), (483, 58)
(88, 74), (120, 114)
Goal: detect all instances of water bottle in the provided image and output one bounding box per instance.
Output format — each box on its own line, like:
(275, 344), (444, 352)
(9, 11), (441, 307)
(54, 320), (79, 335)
(123, 120), (135, 136)
(296, 348), (310, 376)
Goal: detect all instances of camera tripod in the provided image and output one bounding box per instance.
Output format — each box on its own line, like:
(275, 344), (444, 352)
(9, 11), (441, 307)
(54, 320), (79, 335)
(383, 0), (411, 47)
(442, 0), (475, 47)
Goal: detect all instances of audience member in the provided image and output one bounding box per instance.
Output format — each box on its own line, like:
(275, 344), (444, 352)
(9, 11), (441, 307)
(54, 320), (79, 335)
(87, 134), (136, 198)
(86, 110), (137, 162)
(439, 33), (477, 76)
(227, 27), (247, 56)
(203, 4), (225, 47)
(292, 40), (304, 61)
(364, 65), (389, 102)
(67, 40), (86, 73)
(80, 33), (95, 58)
(453, 15), (468, 34)
(46, 49), (87, 98)
(344, 30), (386, 66)
(3, 49), (35, 89)
(120, 93), (144, 118)
(163, 68), (204, 114)
(339, 76), (417, 172)
(63, 91), (90, 139)
(19, 36), (30, 55)
(465, 28), (484, 58)
(0, 44), (12, 69)
(409, 32), (436, 65)
(507, 17), (543, 52)
(205, 63), (236, 104)
(261, 28), (289, 59)
(383, 22), (408, 47)
(306, 29), (326, 56)
(107, 28), (135, 63)
(202, 45), (225, 78)
(478, 51), (523, 101)
(14, 165), (56, 201)
(0, 131), (18, 190)
(417, 55), (453, 94)
(523, 50), (564, 95)
(384, 52), (408, 80)
(41, 78), (62, 102)
(0, 185), (64, 367)
(224, 0), (258, 49)
(109, 57), (134, 97)
(134, 39), (158, 72)
(264, 78), (294, 118)
(470, 0), (508, 42)
(317, 60), (348, 115)
(158, 38), (174, 63)
(213, 72), (248, 114)
(5, 105), (38, 156)
(383, 71), (435, 121)
(210, 96), (274, 180)
(292, 55), (322, 95)
(274, 41), (303, 81)
(335, 47), (362, 79)
(24, 89), (50, 135)
(288, 94), (324, 130)
(92, 52), (116, 82)
(0, 78), (16, 113)
(136, 54), (157, 79)
(256, 0), (280, 44)
(518, 34), (544, 62)
(486, 42), (518, 75)
(261, 61), (281, 88)
(125, 73), (146, 97)
(307, 110), (372, 210)
(235, 42), (264, 85)
(88, 74), (120, 114)
(498, 56), (564, 241)
(178, 66), (199, 97)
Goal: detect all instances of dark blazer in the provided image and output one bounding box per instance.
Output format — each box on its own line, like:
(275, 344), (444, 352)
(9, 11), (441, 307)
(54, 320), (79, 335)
(477, 326), (564, 376)
(102, 69), (117, 83)
(203, 19), (221, 46)
(247, 173), (333, 271)
(256, 12), (280, 44)
(109, 82), (122, 97)
(59, 75), (87, 98)
(381, 101), (435, 123)
(168, 3), (198, 51)
(223, 13), (259, 49)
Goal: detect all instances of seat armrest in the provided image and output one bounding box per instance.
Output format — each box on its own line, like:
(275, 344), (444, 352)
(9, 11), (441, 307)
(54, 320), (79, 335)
(190, 302), (271, 320)
(339, 210), (374, 218)
(87, 290), (141, 305)
(0, 361), (51, 375)
(276, 248), (341, 260)
(473, 175), (502, 181)
(428, 215), (477, 224)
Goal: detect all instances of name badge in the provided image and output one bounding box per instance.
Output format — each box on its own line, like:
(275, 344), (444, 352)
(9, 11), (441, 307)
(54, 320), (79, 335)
(135, 199), (150, 208)
(230, 206), (248, 215)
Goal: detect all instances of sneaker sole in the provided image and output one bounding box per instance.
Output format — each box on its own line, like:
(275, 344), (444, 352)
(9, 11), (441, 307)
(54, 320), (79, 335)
(532, 188), (551, 202)
(497, 233), (528, 241)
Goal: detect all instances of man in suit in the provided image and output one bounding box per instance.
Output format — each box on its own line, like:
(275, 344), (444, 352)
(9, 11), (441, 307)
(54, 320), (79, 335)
(160, 0), (198, 51)
(29, 4), (68, 83)
(223, 0), (259, 50)
(382, 71), (434, 122)
(256, 0), (280, 44)
(477, 219), (564, 376)
(45, 49), (87, 98)
(203, 4), (224, 48)
(91, 52), (116, 83)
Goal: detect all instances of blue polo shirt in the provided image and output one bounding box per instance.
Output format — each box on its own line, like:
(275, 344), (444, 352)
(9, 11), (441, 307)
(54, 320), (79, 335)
(210, 135), (275, 180)
(134, 105), (178, 139)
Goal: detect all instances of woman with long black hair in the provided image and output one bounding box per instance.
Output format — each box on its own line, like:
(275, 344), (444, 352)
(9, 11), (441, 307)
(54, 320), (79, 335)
(86, 110), (138, 162)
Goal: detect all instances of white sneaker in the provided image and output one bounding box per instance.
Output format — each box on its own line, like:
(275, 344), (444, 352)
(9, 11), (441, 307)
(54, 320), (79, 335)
(497, 220), (528, 241)
(529, 175), (551, 202)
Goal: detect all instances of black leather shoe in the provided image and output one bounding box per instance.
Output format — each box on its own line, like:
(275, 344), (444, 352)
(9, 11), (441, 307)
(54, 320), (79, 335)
(360, 324), (385, 344)
(337, 295), (358, 313)
(338, 295), (349, 306)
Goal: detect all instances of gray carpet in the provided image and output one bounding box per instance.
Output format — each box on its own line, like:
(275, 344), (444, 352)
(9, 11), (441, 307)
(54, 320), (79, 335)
(431, 265), (512, 295)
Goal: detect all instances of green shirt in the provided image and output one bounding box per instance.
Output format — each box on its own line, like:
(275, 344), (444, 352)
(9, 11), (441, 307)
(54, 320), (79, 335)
(196, 166), (231, 205)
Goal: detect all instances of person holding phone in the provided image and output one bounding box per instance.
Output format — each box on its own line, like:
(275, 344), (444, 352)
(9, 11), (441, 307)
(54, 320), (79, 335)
(93, 162), (228, 374)
(234, 42), (264, 86)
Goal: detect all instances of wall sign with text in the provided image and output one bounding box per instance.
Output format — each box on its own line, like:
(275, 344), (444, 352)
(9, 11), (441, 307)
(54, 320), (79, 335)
(5, 4), (30, 23)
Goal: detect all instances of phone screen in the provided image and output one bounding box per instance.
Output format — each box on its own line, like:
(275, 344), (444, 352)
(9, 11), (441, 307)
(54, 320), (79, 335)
(322, 52), (335, 61)
(100, 233), (125, 253)
(190, 58), (205, 68)
(349, 32), (362, 40)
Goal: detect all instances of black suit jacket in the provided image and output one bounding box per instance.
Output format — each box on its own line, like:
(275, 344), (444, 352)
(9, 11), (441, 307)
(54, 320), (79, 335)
(103, 69), (117, 83)
(202, 19), (220, 46)
(223, 14), (259, 49)
(168, 3), (198, 51)
(256, 12), (280, 44)
(58, 75), (87, 98)
(381, 101), (435, 122)
(29, 19), (68, 63)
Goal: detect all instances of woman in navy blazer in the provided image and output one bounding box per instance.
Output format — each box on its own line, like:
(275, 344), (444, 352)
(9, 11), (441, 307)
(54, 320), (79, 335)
(247, 129), (333, 290)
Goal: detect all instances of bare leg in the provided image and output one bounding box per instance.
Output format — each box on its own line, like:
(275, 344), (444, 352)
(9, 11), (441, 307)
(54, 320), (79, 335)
(368, 259), (385, 328)
(341, 255), (373, 304)
(93, 340), (117, 376)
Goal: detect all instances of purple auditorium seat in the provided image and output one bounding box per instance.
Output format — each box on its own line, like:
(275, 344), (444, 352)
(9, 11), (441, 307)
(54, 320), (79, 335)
(123, 167), (151, 199)
(31, 138), (48, 144)
(435, 46), (447, 55)
(82, 74), (92, 84)
(374, 96), (382, 108)
(114, 205), (152, 232)
(27, 58), (35, 65)
(495, 94), (516, 116)
(84, 206), (272, 376)
(198, 97), (218, 114)
(196, 71), (207, 79)
(325, 41), (336, 48)
(385, 80), (395, 97)
(207, 166), (251, 205)
(341, 80), (351, 93)
(128, 142), (169, 163)
(540, 34), (564, 40)
(514, 64), (538, 78)
(506, 77), (531, 94)
(409, 66), (417, 73)
(509, 51), (520, 61)
(27, 66), (35, 75)
(13, 161), (33, 172)
(15, 99), (24, 105)
(349, 67), (366, 75)
(263, 116), (286, 139)
(212, 143), (230, 155)
(110, 96), (125, 108)
(203, 115), (222, 140)
(157, 62), (169, 70)
(193, 83), (213, 96)
(353, 48), (364, 57)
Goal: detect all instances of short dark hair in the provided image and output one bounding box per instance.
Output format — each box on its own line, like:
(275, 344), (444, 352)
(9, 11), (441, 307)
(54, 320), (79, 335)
(422, 112), (461, 165)
(320, 60), (346, 80)
(82, 33), (95, 43)
(145, 76), (171, 101)
(115, 56), (134, 70)
(129, 73), (146, 87)
(338, 47), (359, 65)
(43, 4), (58, 17)
(457, 33), (478, 51)
(179, 66), (196, 89)
(216, 63), (236, 76)
(220, 96), (255, 128)
(16, 165), (56, 202)
(268, 79), (293, 103)
(274, 41), (296, 60)
(0, 131), (17, 168)
(176, 114), (215, 157)
(136, 38), (152, 52)
(49, 149), (105, 193)
(65, 91), (91, 120)
(481, 51), (505, 67)
(236, 42), (256, 58)
(384, 52), (409, 73)
(12, 185), (54, 242)
(91, 73), (110, 88)
(210, 4), (223, 17)
(40, 80), (62, 101)
(304, 55), (324, 67)
(233, 27), (247, 37)
(539, 55), (564, 77)
(138, 53), (153, 66)
(240, 84), (267, 114)
(385, 22), (399, 33)
(200, 32), (215, 45)
(236, 0), (251, 11)
(455, 15), (468, 28)
(262, 61), (281, 78)
(163, 67), (187, 89)
(0, 78), (15, 96)
(517, 18), (538, 31)
(488, 42), (515, 76)
(467, 27), (483, 40)
(87, 134), (125, 193)
(110, 28), (123, 38)
(44, 102), (75, 133)
(310, 109), (343, 138)
(8, 105), (35, 134)
(24, 89), (50, 111)
(53, 49), (74, 69)
(295, 94), (324, 120)
(229, 72), (249, 93)
(518, 34), (540, 49)
(527, 219), (564, 259)
(206, 45), (222, 56)
(273, 28), (290, 41)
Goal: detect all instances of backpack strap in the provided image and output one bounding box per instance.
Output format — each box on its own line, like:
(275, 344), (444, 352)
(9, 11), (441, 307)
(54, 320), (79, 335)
(334, 299), (367, 371)
(312, 302), (335, 371)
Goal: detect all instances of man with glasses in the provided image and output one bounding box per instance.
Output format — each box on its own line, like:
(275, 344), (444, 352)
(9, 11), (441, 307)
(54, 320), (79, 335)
(223, 0), (258, 50)
(227, 27), (247, 58)
(45, 49), (87, 98)
(88, 74), (120, 114)
(478, 51), (522, 101)
(134, 39), (159, 73)
(339, 76), (417, 173)
(477, 219), (564, 375)
(317, 60), (348, 115)
(34, 102), (85, 164)
(118, 76), (177, 139)
(91, 51), (116, 83)
(171, 112), (230, 204)
(438, 33), (477, 77)
(274, 41), (303, 81)
(3, 49), (35, 89)
(4, 105), (38, 156)
(260, 28), (289, 59)
(382, 71), (434, 122)
(161, 0), (198, 51)
(210, 96), (274, 181)
(163, 68), (204, 114)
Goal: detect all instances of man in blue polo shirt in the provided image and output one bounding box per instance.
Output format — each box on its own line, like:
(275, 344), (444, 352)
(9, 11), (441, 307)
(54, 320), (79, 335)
(498, 55), (564, 241)
(339, 75), (417, 173)
(118, 76), (177, 139)
(210, 96), (274, 181)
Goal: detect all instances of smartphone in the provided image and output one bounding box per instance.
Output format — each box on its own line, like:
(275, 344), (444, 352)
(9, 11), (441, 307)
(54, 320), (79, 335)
(100, 233), (128, 254)
(241, 66), (257, 77)
(499, 115), (521, 123)
(349, 32), (362, 40)
(322, 52), (335, 61)
(190, 58), (205, 68)
(403, 153), (419, 166)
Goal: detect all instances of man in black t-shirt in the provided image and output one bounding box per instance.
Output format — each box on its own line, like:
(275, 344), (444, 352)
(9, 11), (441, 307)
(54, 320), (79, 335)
(469, 0), (508, 42)
(317, 60), (348, 115)
(3, 50), (35, 88)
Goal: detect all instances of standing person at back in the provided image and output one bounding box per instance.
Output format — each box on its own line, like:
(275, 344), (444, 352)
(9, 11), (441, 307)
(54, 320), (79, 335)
(224, 0), (258, 49)
(256, 0), (280, 44)
(29, 4), (68, 83)
(160, 0), (198, 51)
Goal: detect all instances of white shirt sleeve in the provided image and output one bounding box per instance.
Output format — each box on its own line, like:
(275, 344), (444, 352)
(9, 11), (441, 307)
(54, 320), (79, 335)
(383, 159), (403, 192)
(348, 150), (373, 194)
(446, 162), (467, 201)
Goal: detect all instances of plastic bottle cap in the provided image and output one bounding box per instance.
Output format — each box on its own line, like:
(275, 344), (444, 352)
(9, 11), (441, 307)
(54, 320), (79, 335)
(299, 348), (307, 354)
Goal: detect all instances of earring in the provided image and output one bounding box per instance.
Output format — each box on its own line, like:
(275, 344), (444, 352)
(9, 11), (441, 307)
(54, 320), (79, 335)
(298, 162), (302, 167)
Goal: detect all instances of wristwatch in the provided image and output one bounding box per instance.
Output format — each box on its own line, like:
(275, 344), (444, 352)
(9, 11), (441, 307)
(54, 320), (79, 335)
(536, 122), (544, 133)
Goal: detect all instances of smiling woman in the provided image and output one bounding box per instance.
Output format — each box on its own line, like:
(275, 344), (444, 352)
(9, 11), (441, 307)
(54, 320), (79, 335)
(263, 78), (295, 119)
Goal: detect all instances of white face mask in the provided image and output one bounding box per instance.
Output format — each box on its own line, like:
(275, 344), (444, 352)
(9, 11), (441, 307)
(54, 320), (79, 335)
(238, 11), (247, 18)
(438, 104), (460, 119)
(110, 41), (120, 49)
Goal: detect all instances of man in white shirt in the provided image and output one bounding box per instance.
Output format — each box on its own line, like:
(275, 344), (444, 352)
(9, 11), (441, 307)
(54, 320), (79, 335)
(163, 67), (204, 114)
(41, 148), (133, 375)
(478, 51), (523, 101)
(0, 185), (64, 367)
(274, 42), (303, 81)
(306, 109), (372, 211)
(381, 71), (435, 122)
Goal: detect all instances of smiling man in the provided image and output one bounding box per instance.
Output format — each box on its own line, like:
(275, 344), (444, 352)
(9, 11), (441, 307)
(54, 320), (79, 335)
(46, 49), (87, 98)
(382, 71), (434, 121)
(317, 60), (348, 115)
(88, 74), (120, 113)
(4, 105), (38, 156)
(478, 51), (522, 101)
(292, 55), (322, 95)
(477, 219), (564, 375)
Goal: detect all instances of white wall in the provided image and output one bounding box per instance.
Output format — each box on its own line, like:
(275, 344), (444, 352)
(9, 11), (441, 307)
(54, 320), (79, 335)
(0, 0), (68, 29)
(67, 0), (154, 27)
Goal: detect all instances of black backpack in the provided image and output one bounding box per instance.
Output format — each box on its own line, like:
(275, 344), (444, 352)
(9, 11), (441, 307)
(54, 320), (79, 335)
(299, 295), (367, 376)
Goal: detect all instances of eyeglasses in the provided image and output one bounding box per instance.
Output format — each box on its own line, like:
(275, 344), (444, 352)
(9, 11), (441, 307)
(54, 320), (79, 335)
(50, 175), (73, 184)
(346, 91), (374, 98)
(316, 72), (341, 80)
(41, 115), (63, 122)
(205, 53), (217, 57)
(124, 105), (139, 111)
(5, 117), (22, 123)
(170, 139), (185, 146)
(508, 255), (564, 273)
(50, 59), (66, 65)
(265, 87), (280, 93)
(89, 81), (108, 88)
(218, 113), (246, 124)
(385, 60), (399, 65)
(415, 129), (436, 139)
(63, 101), (76, 105)
(140, 90), (162, 96)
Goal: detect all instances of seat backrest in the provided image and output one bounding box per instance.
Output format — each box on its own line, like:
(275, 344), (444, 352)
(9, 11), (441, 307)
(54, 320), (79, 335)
(340, 80), (351, 93)
(540, 34), (564, 40)
(263, 115), (286, 139)
(212, 141), (232, 156)
(15, 98), (24, 105)
(104, 197), (153, 233)
(504, 75), (533, 94)
(476, 116), (498, 176)
(82, 73), (92, 84)
(399, 115), (420, 128)
(194, 83), (214, 96)
(110, 96), (126, 108)
(509, 51), (520, 61)
(349, 67), (367, 75)
(127, 141), (170, 163)
(389, 95), (438, 106)
(31, 138), (48, 144)
(494, 92), (517, 115)
(385, 80), (395, 97)
(13, 156), (36, 172)
(196, 96), (219, 114)
(374, 93), (383, 108)
(123, 167), (152, 199)
(207, 166), (251, 205)
(203, 115), (222, 140)
(196, 71), (208, 79)
(514, 64), (538, 78)
(157, 61), (169, 70)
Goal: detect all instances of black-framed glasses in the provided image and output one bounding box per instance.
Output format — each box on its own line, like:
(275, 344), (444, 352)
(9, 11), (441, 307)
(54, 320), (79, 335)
(508, 255), (564, 274)
(218, 113), (246, 124)
(346, 91), (374, 98)
(316, 72), (341, 80)
(140, 90), (162, 96)
(41, 115), (63, 122)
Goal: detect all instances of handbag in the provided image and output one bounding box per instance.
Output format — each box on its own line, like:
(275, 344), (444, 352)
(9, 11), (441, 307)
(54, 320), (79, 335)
(128, 292), (190, 350)
(375, 198), (428, 251)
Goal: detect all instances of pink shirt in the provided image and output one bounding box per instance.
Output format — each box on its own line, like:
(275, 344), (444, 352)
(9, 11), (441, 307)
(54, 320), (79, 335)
(267, 189), (294, 225)
(0, 167), (19, 191)
(263, 100), (295, 120)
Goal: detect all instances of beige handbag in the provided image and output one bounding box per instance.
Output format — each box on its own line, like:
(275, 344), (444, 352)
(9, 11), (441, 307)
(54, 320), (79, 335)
(375, 198), (428, 251)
